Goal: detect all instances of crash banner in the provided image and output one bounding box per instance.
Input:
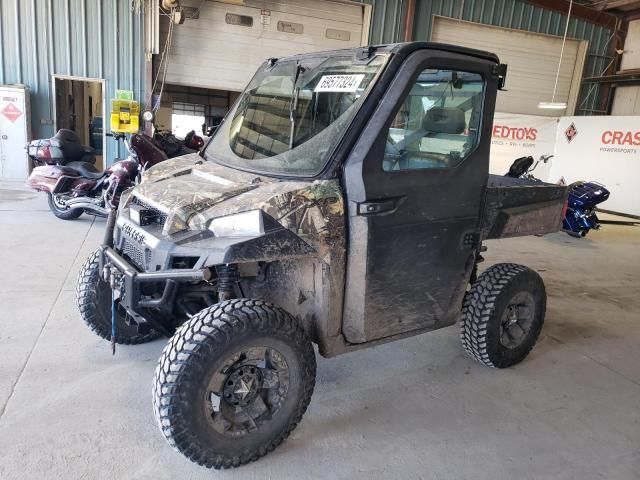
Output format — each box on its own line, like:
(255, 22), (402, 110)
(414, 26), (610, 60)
(551, 116), (640, 217)
(489, 113), (558, 181)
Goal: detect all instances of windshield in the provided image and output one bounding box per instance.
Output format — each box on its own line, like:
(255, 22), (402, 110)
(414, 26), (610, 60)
(204, 54), (388, 176)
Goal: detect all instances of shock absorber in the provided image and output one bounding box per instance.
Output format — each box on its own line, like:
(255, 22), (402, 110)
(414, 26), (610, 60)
(216, 264), (238, 301)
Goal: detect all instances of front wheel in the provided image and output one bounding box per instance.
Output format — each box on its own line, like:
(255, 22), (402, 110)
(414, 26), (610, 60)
(47, 193), (83, 220)
(460, 263), (546, 368)
(153, 299), (316, 469)
(76, 249), (161, 344)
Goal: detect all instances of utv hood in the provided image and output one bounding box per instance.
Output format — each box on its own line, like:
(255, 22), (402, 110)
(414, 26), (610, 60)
(127, 155), (344, 242)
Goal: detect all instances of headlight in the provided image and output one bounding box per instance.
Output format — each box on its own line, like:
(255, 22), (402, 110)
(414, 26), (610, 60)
(209, 210), (264, 238)
(129, 204), (142, 225)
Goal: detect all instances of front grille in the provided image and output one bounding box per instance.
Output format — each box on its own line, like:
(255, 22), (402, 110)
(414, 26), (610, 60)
(132, 196), (168, 228)
(122, 238), (150, 270)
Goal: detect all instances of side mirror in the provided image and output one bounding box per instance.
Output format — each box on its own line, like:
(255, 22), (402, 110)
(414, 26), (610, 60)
(494, 64), (508, 91)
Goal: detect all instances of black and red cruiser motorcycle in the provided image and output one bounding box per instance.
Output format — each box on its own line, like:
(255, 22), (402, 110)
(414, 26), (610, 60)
(25, 129), (201, 220)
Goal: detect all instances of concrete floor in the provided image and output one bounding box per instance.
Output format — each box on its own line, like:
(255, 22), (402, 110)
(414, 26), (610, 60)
(0, 179), (639, 480)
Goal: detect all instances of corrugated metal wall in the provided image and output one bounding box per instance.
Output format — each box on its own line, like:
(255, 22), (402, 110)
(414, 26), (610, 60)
(0, 0), (145, 164)
(363, 0), (614, 115)
(366, 0), (407, 45)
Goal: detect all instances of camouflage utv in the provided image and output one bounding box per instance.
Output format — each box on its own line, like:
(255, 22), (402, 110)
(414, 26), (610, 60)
(76, 42), (567, 468)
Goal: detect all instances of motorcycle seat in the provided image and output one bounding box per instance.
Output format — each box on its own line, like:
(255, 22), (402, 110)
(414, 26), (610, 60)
(506, 156), (534, 178)
(66, 161), (105, 179)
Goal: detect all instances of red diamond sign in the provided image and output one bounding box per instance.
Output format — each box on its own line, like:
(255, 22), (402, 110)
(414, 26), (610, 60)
(1, 102), (23, 123)
(564, 122), (578, 143)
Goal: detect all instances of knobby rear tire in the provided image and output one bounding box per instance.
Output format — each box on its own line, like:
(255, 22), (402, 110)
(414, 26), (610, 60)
(460, 263), (546, 368)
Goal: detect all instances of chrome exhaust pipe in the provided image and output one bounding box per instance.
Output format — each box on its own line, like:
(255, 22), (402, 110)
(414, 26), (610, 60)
(64, 197), (110, 217)
(80, 205), (110, 217)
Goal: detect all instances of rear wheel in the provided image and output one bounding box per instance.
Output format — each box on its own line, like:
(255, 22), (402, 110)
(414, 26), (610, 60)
(76, 249), (160, 344)
(47, 193), (82, 220)
(461, 263), (546, 368)
(153, 299), (316, 469)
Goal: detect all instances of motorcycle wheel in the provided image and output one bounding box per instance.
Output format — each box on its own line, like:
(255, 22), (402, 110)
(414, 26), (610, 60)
(47, 193), (83, 220)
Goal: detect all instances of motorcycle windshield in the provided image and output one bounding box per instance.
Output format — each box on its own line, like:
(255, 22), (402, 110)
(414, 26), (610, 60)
(203, 53), (388, 177)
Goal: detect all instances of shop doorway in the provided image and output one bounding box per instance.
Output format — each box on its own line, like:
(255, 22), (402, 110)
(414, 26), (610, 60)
(53, 76), (105, 169)
(156, 84), (237, 139)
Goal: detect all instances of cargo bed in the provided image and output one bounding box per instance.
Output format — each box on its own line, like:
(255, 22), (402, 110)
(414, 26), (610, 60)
(481, 175), (568, 239)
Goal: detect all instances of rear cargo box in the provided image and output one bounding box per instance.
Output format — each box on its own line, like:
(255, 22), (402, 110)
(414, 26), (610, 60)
(481, 175), (568, 239)
(27, 139), (64, 164)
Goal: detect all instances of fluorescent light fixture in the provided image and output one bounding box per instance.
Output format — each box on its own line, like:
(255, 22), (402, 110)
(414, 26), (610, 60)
(538, 102), (567, 110)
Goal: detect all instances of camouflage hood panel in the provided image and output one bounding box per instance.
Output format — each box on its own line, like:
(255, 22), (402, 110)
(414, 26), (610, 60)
(127, 155), (345, 259)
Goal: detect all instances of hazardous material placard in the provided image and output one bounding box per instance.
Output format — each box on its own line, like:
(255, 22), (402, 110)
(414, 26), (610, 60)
(1, 102), (23, 123)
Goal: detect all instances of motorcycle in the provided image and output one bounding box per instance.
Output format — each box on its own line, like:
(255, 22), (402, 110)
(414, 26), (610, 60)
(152, 129), (202, 157)
(561, 180), (610, 237)
(26, 130), (169, 220)
(505, 153), (553, 180)
(505, 154), (610, 237)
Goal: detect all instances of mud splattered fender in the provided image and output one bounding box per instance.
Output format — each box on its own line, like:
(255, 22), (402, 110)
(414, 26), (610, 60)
(200, 214), (317, 265)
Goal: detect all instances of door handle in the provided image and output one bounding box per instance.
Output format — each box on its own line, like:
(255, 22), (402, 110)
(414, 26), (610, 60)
(357, 198), (399, 216)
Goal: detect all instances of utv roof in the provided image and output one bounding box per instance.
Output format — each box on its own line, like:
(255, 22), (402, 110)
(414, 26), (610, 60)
(278, 41), (500, 65)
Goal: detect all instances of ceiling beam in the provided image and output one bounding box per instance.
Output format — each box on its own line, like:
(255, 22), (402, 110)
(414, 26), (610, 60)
(603, 0), (640, 10)
(524, 0), (620, 29)
(623, 9), (640, 20)
(584, 69), (640, 84)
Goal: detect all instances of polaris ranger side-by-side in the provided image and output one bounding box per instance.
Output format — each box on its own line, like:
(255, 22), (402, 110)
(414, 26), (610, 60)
(76, 42), (567, 469)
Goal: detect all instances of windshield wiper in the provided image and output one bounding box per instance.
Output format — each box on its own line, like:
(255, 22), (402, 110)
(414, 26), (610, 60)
(288, 62), (307, 149)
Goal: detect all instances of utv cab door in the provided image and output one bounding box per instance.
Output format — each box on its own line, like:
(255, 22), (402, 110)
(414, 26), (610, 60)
(342, 49), (499, 344)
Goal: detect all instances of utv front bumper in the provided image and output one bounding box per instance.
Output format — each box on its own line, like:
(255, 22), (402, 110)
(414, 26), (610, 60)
(99, 246), (206, 336)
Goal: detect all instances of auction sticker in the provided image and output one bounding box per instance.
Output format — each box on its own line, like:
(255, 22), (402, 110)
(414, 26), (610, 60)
(314, 74), (365, 92)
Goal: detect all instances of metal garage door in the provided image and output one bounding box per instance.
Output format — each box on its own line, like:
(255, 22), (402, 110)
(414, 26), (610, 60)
(431, 16), (588, 116)
(163, 0), (369, 92)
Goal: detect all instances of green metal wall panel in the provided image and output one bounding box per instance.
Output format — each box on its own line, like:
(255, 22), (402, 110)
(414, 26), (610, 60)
(0, 0), (145, 164)
(363, 0), (614, 114)
(366, 0), (407, 44)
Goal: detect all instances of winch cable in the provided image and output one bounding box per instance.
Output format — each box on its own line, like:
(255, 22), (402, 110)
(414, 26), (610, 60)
(111, 291), (117, 355)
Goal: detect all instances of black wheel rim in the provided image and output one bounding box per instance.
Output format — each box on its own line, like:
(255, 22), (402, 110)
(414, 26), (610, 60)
(499, 291), (536, 349)
(204, 347), (290, 438)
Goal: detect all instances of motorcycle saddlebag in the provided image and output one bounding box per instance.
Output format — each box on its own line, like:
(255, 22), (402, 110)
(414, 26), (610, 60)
(26, 165), (80, 193)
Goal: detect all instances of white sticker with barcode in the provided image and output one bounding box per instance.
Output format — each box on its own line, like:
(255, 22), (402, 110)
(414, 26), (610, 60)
(314, 74), (365, 92)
